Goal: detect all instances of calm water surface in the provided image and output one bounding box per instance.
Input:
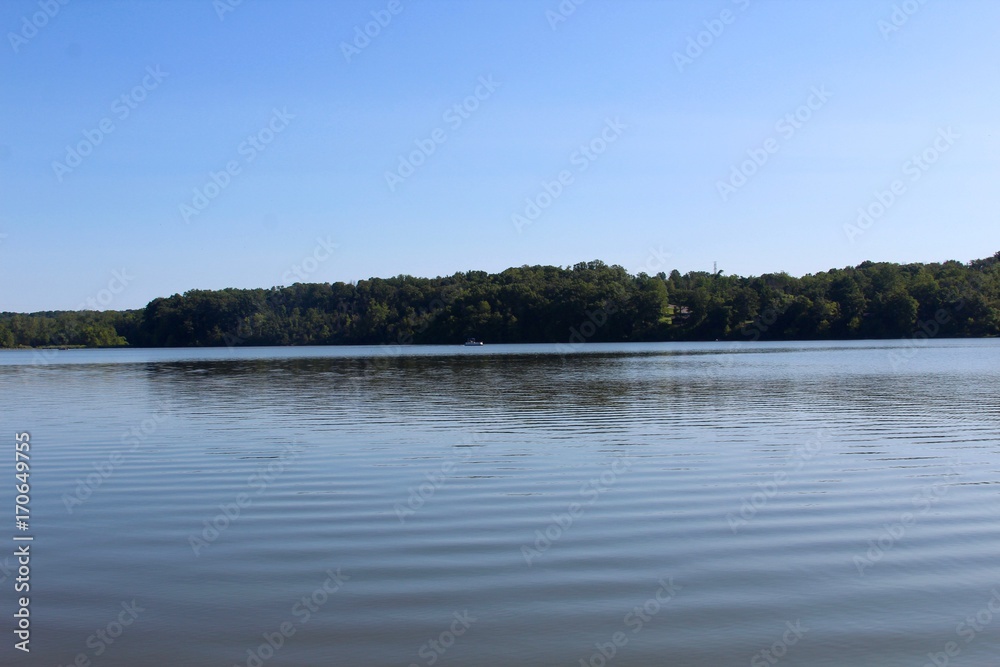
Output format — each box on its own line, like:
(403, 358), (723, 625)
(2, 340), (999, 666)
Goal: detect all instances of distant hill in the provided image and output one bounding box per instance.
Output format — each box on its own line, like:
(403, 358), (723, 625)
(2, 253), (998, 348)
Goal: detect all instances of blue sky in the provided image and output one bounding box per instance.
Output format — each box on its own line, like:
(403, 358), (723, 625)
(2, 0), (998, 312)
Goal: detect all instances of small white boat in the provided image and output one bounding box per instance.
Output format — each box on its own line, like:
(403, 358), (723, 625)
(464, 338), (484, 346)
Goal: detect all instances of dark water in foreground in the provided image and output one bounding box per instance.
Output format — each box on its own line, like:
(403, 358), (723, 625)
(1, 340), (999, 666)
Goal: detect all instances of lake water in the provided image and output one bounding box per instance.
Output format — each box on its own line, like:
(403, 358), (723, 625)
(2, 340), (999, 666)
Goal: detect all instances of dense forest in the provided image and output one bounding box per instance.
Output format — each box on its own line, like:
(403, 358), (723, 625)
(2, 253), (999, 348)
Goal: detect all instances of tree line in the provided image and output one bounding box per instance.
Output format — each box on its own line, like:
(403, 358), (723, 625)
(2, 252), (998, 348)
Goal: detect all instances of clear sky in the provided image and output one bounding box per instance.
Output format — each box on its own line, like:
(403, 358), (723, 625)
(2, 0), (998, 312)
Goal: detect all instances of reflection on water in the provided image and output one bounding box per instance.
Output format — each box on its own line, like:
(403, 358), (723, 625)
(1, 340), (998, 666)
